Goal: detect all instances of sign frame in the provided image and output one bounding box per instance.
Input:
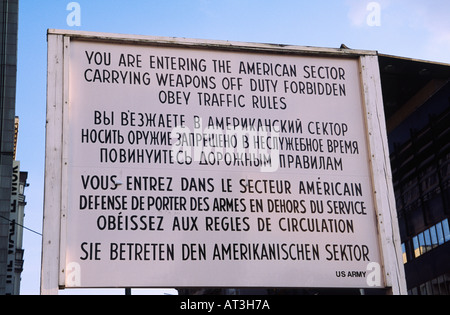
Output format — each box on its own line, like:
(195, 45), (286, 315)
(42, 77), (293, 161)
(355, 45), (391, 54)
(41, 29), (406, 295)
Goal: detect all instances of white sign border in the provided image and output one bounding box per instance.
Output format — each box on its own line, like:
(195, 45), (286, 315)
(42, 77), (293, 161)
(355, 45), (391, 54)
(41, 29), (407, 295)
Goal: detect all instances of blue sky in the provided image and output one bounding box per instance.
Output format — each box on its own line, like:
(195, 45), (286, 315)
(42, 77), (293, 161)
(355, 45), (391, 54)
(16, 0), (450, 295)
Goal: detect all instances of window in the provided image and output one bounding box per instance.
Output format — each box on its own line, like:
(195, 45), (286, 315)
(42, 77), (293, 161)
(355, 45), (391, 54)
(437, 275), (449, 295)
(436, 222), (445, 245)
(423, 229), (432, 253)
(413, 236), (420, 258)
(443, 219), (450, 242)
(409, 273), (450, 295)
(401, 243), (407, 264)
(429, 226), (439, 249)
(418, 233), (426, 255)
(440, 160), (450, 179)
(420, 283), (428, 295)
(407, 218), (450, 261)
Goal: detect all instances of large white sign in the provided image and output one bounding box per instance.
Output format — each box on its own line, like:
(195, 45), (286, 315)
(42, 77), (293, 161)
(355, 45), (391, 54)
(43, 31), (406, 293)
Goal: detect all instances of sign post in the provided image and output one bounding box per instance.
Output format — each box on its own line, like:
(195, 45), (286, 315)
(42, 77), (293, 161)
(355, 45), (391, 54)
(42, 30), (406, 294)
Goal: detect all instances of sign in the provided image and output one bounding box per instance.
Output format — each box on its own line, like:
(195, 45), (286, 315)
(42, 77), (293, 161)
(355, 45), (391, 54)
(42, 30), (406, 294)
(5, 161), (20, 294)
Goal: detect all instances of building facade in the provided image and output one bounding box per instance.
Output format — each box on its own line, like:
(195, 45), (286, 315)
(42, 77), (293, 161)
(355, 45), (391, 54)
(379, 55), (450, 295)
(0, 0), (20, 295)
